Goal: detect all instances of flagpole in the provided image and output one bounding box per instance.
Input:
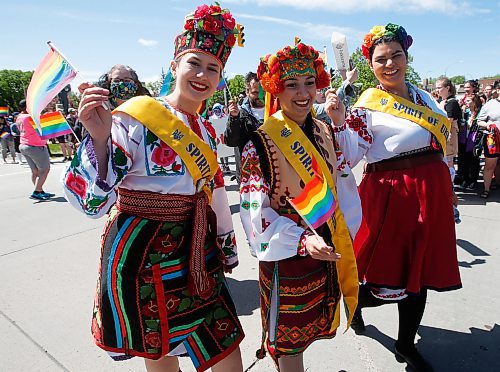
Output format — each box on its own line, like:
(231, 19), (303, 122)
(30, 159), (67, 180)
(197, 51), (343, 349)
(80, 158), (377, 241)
(47, 41), (79, 74)
(287, 198), (323, 240)
(222, 72), (233, 101)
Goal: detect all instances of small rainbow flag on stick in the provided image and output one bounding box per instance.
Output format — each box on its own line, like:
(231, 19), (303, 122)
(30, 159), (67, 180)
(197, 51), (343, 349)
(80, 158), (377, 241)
(288, 157), (336, 232)
(28, 112), (72, 140)
(0, 107), (9, 116)
(0, 132), (11, 139)
(216, 76), (227, 91)
(26, 42), (77, 133)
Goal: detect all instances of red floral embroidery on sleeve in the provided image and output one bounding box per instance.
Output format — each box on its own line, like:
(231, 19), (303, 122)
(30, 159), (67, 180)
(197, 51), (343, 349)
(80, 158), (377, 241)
(345, 108), (373, 144)
(297, 231), (311, 256)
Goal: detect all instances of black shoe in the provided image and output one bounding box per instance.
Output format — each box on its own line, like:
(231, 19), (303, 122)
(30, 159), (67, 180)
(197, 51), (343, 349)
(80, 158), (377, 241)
(394, 343), (434, 372)
(350, 308), (366, 334)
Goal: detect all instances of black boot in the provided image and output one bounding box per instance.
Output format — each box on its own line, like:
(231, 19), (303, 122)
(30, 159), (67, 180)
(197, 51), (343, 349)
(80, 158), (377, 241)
(350, 307), (366, 334)
(394, 342), (434, 372)
(395, 290), (430, 371)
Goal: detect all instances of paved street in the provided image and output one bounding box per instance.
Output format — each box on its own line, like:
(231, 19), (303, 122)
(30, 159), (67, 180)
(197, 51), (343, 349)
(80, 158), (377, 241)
(0, 157), (499, 372)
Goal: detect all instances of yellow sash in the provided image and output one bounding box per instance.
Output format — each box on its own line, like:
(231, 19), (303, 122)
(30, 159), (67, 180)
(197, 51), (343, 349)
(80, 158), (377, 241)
(353, 88), (451, 153)
(260, 111), (359, 331)
(113, 96), (218, 199)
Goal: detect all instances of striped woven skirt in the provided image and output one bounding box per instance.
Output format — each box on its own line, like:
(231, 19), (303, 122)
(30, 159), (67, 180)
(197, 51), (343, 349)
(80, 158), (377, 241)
(91, 188), (244, 371)
(257, 252), (340, 365)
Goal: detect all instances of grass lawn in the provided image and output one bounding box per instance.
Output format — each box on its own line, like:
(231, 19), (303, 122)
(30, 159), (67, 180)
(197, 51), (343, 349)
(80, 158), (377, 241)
(48, 143), (63, 156)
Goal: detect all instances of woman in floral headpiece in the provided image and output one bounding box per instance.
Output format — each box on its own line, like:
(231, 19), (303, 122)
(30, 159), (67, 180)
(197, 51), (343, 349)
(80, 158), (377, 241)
(62, 4), (244, 371)
(336, 23), (461, 371)
(239, 42), (361, 371)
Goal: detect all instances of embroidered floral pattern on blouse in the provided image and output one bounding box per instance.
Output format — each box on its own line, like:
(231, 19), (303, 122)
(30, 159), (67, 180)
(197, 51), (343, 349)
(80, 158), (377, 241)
(217, 230), (237, 266)
(332, 123), (346, 133)
(64, 147), (111, 215)
(112, 144), (130, 183)
(144, 128), (185, 176)
(297, 231), (309, 256)
(346, 108), (373, 144)
(333, 139), (349, 171)
(240, 142), (269, 194)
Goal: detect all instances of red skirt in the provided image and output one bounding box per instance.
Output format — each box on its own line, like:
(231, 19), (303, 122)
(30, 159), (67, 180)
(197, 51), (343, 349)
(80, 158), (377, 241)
(354, 160), (461, 294)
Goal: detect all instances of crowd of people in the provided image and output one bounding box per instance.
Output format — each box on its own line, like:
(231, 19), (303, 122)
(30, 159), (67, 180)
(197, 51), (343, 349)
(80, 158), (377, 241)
(1, 3), (499, 372)
(432, 78), (500, 201)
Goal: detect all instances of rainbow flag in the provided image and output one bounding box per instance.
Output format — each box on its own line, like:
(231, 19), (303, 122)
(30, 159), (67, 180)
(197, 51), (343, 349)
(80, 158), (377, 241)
(289, 157), (336, 230)
(26, 44), (77, 133)
(0, 132), (11, 139)
(0, 106), (9, 116)
(216, 77), (227, 91)
(29, 111), (72, 140)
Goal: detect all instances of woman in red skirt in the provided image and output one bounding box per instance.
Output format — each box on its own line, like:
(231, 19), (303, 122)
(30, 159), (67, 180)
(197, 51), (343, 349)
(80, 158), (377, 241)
(334, 23), (461, 371)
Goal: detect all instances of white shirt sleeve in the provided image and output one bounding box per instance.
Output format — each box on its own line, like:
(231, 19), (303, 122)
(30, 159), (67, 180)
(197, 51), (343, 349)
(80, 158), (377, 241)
(239, 141), (305, 262)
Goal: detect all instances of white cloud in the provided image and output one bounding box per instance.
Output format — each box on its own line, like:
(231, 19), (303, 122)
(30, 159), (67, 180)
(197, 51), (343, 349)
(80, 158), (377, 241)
(229, 0), (490, 14)
(235, 13), (363, 41)
(138, 38), (159, 47)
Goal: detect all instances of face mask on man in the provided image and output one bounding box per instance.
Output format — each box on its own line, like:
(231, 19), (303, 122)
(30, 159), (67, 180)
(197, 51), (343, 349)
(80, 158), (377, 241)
(110, 81), (138, 101)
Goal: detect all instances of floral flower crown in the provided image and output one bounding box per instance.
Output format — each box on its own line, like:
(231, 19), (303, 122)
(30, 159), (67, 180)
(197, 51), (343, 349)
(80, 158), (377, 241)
(361, 23), (413, 60)
(174, 3), (241, 67)
(257, 43), (330, 95)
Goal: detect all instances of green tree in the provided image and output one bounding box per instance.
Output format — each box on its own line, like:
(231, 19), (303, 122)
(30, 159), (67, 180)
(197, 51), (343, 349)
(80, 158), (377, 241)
(207, 74), (245, 108)
(350, 48), (378, 93)
(405, 55), (421, 86)
(69, 91), (80, 108)
(145, 70), (167, 96)
(145, 80), (163, 96)
(450, 75), (465, 85)
(0, 70), (33, 111)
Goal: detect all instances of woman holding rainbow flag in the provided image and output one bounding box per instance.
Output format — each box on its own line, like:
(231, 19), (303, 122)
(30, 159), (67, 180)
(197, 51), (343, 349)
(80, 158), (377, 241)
(335, 23), (461, 371)
(63, 4), (244, 372)
(239, 41), (361, 371)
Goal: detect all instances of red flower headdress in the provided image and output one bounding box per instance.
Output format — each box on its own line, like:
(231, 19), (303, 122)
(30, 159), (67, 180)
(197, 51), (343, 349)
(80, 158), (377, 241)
(174, 3), (241, 67)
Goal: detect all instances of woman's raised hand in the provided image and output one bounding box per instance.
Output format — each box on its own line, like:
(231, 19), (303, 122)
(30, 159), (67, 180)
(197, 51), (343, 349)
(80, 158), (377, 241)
(78, 82), (112, 146)
(325, 88), (346, 126)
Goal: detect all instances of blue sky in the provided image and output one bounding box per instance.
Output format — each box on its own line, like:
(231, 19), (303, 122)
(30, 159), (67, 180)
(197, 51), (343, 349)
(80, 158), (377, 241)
(3, 0), (499, 87)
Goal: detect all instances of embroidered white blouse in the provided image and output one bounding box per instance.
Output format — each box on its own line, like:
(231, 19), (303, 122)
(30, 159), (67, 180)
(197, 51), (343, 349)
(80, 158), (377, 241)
(239, 128), (361, 263)
(335, 84), (447, 167)
(62, 99), (238, 267)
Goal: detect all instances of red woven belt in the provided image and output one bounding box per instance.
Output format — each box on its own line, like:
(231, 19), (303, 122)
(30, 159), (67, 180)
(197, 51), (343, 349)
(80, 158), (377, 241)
(116, 188), (216, 300)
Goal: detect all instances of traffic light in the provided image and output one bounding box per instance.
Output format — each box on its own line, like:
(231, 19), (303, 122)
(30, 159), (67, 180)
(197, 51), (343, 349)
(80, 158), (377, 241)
(237, 24), (245, 47)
